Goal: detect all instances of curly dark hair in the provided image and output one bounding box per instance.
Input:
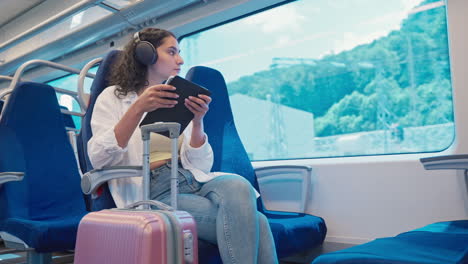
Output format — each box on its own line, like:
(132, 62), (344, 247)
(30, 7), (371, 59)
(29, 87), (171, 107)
(108, 28), (176, 97)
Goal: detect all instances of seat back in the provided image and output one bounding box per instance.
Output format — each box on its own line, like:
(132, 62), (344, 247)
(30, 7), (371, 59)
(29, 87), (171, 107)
(0, 82), (86, 221)
(185, 66), (263, 211)
(79, 50), (121, 174)
(78, 50), (122, 210)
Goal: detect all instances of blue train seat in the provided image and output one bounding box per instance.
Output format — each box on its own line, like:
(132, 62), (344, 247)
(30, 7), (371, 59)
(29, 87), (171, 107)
(185, 66), (327, 260)
(78, 50), (122, 210)
(312, 220), (468, 264)
(0, 82), (88, 264)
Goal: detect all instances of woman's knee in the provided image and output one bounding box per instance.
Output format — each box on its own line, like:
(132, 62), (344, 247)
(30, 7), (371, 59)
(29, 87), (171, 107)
(201, 174), (256, 206)
(215, 174), (255, 198)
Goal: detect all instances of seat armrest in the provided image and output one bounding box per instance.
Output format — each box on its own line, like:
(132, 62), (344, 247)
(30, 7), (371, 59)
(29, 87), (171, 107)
(81, 166), (142, 195)
(420, 154), (468, 170)
(0, 172), (24, 185)
(255, 165), (312, 213)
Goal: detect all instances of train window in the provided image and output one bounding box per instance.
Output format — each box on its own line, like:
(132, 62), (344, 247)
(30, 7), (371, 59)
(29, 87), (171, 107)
(47, 66), (98, 129)
(179, 0), (453, 160)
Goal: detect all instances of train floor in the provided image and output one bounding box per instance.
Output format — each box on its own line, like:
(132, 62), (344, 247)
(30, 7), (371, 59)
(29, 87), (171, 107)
(0, 240), (73, 264)
(0, 239), (352, 263)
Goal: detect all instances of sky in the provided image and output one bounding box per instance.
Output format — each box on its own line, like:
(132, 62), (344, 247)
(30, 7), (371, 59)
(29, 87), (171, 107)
(179, 0), (436, 83)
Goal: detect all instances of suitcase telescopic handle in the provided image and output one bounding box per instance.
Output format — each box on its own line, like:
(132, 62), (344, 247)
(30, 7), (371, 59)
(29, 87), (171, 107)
(141, 122), (181, 210)
(125, 200), (174, 211)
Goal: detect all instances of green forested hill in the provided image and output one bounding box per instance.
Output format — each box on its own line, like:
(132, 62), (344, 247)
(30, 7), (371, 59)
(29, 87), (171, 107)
(227, 0), (452, 137)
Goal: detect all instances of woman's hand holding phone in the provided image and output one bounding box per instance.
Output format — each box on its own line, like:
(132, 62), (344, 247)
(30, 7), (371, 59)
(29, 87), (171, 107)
(136, 83), (179, 113)
(185, 94), (212, 122)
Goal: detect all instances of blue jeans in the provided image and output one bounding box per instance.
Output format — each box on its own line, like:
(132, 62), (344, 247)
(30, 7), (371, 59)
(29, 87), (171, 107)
(150, 163), (278, 264)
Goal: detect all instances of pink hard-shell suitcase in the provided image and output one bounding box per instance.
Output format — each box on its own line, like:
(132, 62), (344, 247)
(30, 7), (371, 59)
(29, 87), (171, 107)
(74, 123), (198, 264)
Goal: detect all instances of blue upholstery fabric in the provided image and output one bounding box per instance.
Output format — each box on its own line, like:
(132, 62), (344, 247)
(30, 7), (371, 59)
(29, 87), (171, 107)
(185, 66), (327, 259)
(0, 99), (4, 113)
(0, 82), (87, 252)
(267, 211), (328, 258)
(78, 50), (121, 210)
(312, 220), (468, 264)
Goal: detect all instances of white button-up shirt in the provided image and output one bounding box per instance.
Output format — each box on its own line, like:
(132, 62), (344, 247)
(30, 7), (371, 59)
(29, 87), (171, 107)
(88, 85), (216, 208)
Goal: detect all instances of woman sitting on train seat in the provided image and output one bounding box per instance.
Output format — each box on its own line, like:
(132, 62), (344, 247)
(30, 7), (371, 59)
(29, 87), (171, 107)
(87, 27), (278, 264)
